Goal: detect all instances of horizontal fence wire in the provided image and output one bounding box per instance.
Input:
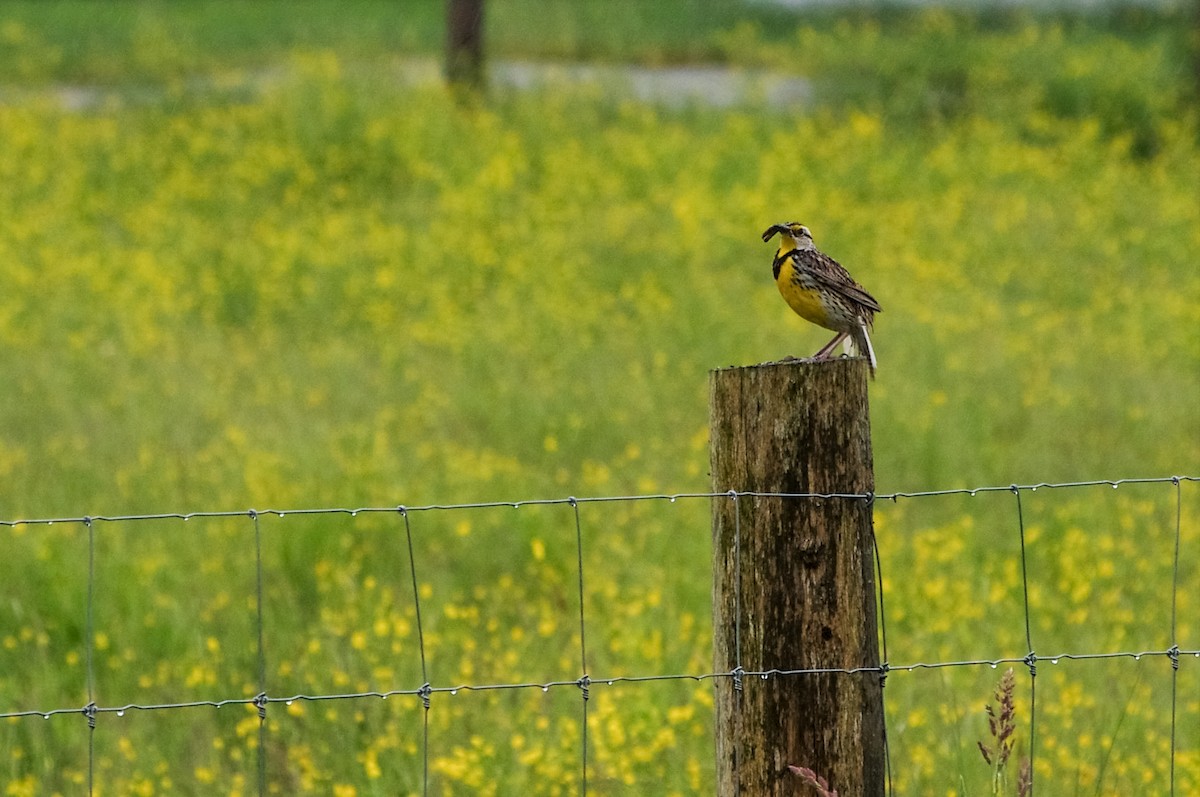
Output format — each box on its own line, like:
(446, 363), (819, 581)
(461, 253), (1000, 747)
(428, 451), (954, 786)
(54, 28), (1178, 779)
(5, 649), (1197, 722)
(1, 475), (1195, 796)
(2, 476), (1194, 528)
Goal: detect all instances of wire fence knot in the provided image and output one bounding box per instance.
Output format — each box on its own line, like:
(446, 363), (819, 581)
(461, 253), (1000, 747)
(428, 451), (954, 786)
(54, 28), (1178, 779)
(732, 666), (744, 693)
(418, 683), (432, 710)
(82, 702), (97, 729)
(577, 675), (590, 701)
(1023, 652), (1038, 678)
(252, 692), (268, 720)
(878, 662), (890, 688)
(1167, 645), (1180, 671)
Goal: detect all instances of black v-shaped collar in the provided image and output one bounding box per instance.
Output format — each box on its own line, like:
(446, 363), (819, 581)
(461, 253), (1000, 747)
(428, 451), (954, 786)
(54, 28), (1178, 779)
(772, 248), (798, 280)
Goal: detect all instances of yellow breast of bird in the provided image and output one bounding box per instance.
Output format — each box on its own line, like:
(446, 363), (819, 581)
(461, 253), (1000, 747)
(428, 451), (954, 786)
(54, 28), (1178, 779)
(776, 257), (834, 330)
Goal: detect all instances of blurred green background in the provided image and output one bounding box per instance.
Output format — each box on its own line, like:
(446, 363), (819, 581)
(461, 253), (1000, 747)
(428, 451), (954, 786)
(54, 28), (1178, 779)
(0, 1), (1197, 794)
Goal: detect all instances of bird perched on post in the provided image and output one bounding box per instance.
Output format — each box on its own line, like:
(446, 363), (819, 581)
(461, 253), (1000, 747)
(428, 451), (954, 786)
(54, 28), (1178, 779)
(762, 222), (882, 378)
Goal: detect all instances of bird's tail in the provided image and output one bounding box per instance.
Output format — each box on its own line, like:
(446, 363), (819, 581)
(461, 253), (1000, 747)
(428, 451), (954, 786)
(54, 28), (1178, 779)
(854, 322), (877, 379)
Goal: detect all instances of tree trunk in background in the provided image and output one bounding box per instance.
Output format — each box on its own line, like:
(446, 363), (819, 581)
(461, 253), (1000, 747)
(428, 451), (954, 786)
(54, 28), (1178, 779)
(445, 0), (485, 90)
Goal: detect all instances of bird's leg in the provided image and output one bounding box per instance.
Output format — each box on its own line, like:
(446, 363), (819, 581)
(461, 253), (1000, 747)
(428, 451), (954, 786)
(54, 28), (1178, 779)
(812, 332), (847, 360)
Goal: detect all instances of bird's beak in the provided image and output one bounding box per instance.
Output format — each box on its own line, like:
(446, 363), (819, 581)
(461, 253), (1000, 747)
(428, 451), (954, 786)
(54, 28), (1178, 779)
(761, 224), (787, 242)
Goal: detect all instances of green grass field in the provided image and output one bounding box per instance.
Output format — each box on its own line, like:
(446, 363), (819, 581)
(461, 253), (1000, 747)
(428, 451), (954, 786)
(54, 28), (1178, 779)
(1, 1), (1198, 794)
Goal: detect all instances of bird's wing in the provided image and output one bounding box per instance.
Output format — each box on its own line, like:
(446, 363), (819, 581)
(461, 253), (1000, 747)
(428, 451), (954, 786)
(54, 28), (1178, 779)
(789, 249), (883, 314)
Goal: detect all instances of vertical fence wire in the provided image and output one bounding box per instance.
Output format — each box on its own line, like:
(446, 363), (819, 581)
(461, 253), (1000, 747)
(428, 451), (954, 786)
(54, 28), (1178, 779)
(1168, 476), (1182, 797)
(869, 509), (894, 796)
(730, 490), (742, 797)
(84, 516), (96, 797)
(569, 498), (589, 796)
(730, 492), (742, 680)
(251, 511), (268, 797)
(400, 507), (431, 797)
(1012, 486), (1037, 796)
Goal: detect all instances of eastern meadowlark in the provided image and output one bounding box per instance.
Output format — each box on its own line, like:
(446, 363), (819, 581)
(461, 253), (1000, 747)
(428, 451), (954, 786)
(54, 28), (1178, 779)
(762, 222), (882, 377)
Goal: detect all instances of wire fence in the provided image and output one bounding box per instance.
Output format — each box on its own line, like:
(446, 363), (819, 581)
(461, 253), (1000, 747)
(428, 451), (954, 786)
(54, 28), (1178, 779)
(1, 475), (1196, 794)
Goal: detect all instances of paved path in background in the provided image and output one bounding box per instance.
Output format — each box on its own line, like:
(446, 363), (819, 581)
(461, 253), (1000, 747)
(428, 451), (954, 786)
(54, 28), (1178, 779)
(16, 58), (812, 113)
(386, 58), (811, 110)
(490, 60), (812, 109)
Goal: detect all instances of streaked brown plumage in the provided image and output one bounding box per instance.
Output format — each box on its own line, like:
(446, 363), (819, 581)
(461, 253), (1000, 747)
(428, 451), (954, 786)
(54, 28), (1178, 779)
(762, 222), (881, 376)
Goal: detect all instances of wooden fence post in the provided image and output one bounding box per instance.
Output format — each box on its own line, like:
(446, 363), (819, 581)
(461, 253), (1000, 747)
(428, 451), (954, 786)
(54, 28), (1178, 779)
(710, 359), (885, 796)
